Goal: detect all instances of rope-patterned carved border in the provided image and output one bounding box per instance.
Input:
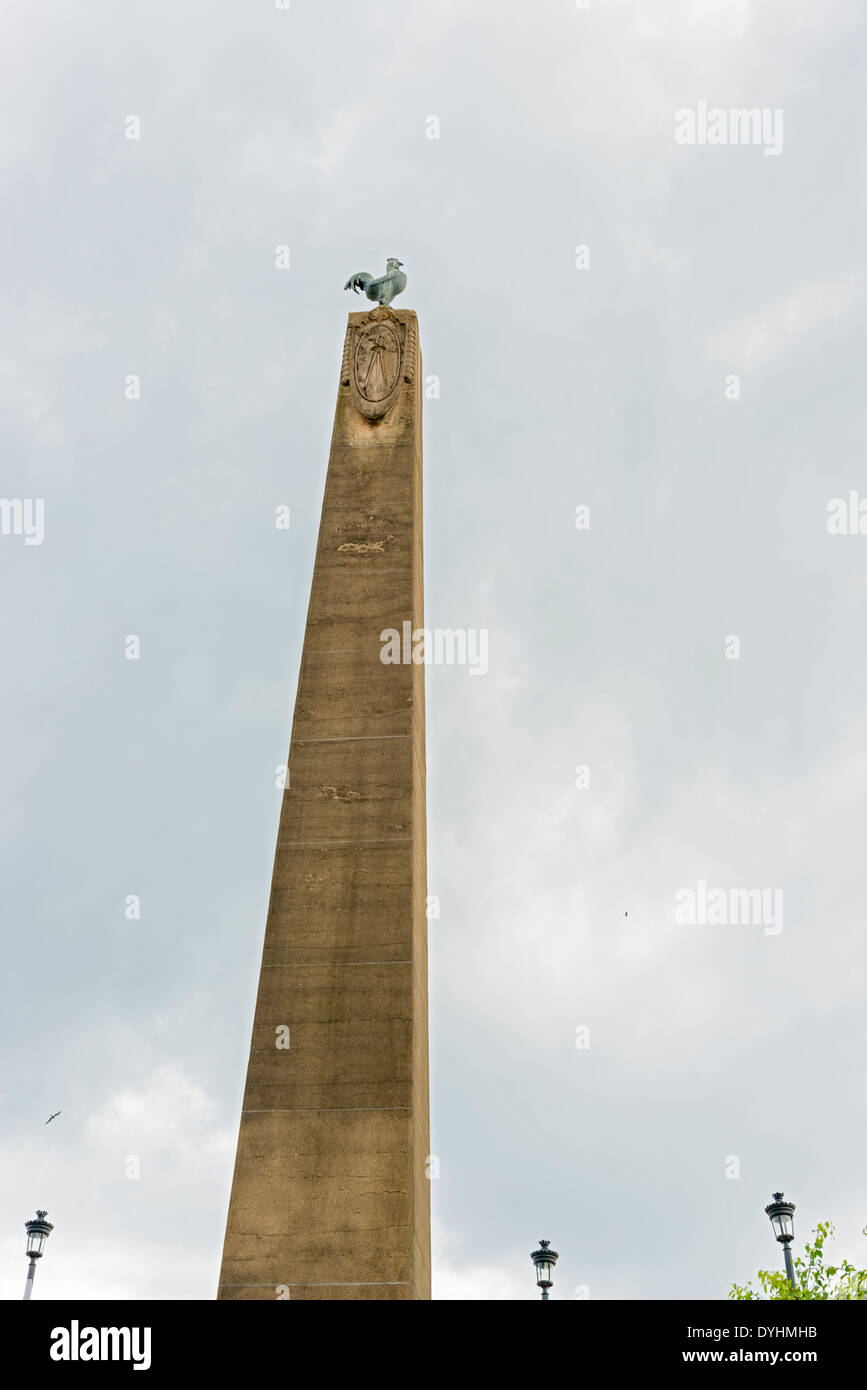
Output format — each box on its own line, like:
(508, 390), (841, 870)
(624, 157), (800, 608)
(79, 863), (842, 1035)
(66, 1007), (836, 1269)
(403, 317), (417, 383)
(340, 325), (353, 386)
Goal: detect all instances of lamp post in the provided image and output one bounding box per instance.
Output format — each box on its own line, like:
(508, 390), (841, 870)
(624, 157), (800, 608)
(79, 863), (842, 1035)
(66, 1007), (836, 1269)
(764, 1192), (797, 1289)
(531, 1239), (558, 1300)
(23, 1210), (54, 1301)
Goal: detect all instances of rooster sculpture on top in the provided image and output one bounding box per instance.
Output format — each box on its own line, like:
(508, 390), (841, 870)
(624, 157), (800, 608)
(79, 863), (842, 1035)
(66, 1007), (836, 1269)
(344, 257), (407, 308)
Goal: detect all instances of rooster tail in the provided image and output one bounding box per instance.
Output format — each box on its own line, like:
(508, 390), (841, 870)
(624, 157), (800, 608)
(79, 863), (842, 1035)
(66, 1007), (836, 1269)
(344, 271), (373, 294)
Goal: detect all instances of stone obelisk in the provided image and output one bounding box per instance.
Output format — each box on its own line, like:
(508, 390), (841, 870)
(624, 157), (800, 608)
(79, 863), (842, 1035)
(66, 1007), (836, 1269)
(218, 304), (430, 1301)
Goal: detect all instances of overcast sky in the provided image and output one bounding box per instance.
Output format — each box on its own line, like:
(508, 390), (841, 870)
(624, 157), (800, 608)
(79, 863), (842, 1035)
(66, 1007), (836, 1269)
(1, 0), (866, 1300)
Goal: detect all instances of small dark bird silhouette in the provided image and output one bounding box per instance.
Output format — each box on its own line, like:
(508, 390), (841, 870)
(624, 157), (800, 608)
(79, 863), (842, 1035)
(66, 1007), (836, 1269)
(45, 1111), (61, 1125)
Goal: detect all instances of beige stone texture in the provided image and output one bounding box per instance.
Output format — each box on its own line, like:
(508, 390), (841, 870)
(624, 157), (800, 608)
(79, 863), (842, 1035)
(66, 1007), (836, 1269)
(218, 310), (430, 1301)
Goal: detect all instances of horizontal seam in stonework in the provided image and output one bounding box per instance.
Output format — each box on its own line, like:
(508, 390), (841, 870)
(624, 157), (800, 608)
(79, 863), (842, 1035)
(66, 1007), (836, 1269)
(276, 837), (413, 846)
(220, 1282), (411, 1288)
(242, 1106), (412, 1113)
(292, 734), (412, 744)
(303, 644), (419, 655)
(261, 960), (411, 967)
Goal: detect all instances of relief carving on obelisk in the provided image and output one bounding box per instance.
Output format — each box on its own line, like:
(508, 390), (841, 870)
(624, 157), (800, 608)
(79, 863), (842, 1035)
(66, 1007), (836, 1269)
(354, 319), (402, 415)
(341, 308), (416, 422)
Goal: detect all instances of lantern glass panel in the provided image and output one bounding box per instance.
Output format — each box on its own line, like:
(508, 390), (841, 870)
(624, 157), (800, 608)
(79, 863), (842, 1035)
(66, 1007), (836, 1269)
(771, 1210), (793, 1242)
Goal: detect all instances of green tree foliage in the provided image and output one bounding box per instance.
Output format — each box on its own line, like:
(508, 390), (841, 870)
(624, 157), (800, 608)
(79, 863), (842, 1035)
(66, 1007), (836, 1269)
(730, 1221), (867, 1300)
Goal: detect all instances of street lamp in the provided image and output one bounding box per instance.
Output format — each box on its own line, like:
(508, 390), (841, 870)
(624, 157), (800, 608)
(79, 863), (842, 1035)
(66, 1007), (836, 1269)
(764, 1192), (796, 1288)
(531, 1239), (559, 1300)
(23, 1210), (54, 1301)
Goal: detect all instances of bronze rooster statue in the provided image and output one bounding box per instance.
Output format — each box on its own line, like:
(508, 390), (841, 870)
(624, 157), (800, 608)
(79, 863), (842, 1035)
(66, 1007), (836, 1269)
(344, 257), (407, 308)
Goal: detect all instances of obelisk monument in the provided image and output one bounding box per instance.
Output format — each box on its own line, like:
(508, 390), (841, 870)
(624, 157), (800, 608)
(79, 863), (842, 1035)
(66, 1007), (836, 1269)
(218, 276), (430, 1300)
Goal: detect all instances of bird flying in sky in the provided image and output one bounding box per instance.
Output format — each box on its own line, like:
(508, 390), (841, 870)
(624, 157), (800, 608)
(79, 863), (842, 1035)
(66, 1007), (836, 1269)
(44, 1111), (61, 1124)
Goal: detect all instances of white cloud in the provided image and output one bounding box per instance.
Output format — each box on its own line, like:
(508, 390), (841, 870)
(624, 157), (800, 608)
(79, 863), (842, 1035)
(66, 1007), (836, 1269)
(85, 1064), (234, 1167)
(709, 271), (864, 370)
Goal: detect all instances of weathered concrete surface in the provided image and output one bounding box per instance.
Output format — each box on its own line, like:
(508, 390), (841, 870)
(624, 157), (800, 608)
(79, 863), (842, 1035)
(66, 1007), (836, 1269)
(218, 309), (430, 1301)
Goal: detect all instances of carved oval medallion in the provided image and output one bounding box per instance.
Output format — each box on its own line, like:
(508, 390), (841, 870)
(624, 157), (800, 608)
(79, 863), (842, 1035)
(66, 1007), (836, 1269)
(351, 320), (403, 420)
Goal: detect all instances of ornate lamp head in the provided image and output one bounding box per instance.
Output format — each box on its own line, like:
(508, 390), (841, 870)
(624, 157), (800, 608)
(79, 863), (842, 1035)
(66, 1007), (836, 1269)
(25, 1210), (54, 1260)
(764, 1192), (796, 1244)
(530, 1238), (559, 1291)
